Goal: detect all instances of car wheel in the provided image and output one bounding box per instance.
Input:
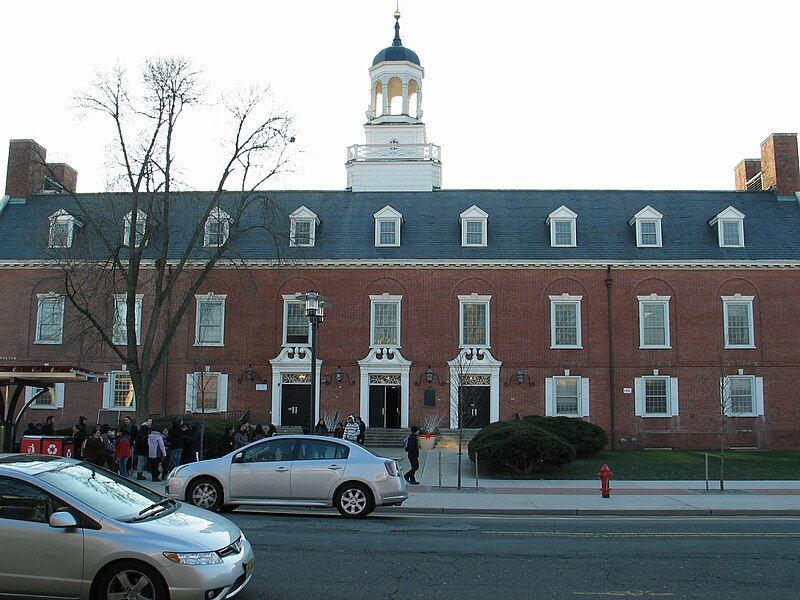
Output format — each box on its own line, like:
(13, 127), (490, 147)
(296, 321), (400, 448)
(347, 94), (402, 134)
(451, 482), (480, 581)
(188, 477), (223, 511)
(334, 483), (374, 519)
(98, 560), (168, 600)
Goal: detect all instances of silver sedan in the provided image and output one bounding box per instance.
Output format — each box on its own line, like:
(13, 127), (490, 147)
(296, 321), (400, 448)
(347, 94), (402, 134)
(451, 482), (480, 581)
(167, 435), (408, 518)
(0, 454), (254, 600)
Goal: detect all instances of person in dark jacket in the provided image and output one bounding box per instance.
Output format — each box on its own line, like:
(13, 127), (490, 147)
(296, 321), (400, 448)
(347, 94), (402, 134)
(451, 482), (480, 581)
(134, 425), (150, 480)
(314, 419), (328, 436)
(168, 419), (184, 471)
(356, 417), (366, 445)
(22, 423), (35, 436)
(84, 428), (107, 467)
(234, 425), (250, 449)
(404, 426), (421, 485)
(266, 424), (277, 437)
(42, 415), (55, 435)
(253, 424), (266, 441)
(73, 420), (88, 459)
(219, 425), (236, 456)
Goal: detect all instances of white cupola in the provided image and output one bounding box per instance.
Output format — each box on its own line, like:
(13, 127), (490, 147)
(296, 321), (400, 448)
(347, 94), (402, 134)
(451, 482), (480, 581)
(346, 11), (442, 192)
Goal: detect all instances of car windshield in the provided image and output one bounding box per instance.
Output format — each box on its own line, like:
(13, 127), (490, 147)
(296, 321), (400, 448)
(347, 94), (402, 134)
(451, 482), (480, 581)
(36, 462), (165, 521)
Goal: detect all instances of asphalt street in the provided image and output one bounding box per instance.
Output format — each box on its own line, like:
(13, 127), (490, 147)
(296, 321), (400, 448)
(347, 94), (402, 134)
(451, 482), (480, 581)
(229, 510), (800, 599)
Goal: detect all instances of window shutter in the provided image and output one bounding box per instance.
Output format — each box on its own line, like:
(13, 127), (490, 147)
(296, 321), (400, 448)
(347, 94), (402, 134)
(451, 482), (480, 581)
(634, 378), (645, 416)
(103, 378), (111, 410)
(54, 383), (65, 408)
(755, 377), (764, 416)
(580, 378), (590, 417)
(185, 374), (195, 412)
(670, 377), (679, 417)
(721, 377), (732, 417)
(545, 378), (554, 416)
(218, 374), (229, 412)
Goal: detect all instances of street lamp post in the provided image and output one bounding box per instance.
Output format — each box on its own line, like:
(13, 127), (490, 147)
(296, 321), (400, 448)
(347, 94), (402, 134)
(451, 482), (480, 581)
(297, 290), (328, 434)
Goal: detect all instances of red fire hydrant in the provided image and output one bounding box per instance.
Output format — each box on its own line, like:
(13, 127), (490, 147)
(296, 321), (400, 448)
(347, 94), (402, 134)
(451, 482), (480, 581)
(597, 464), (614, 499)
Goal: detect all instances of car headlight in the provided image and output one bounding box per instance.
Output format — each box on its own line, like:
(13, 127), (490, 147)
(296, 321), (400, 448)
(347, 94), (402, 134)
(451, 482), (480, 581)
(163, 551), (223, 565)
(167, 465), (185, 479)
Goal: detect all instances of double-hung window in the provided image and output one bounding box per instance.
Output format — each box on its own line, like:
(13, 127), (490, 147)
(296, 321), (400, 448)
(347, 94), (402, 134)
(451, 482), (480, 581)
(722, 374), (764, 417)
(195, 294), (226, 346)
(186, 372), (228, 413)
(26, 384), (65, 409)
(545, 374), (590, 417)
(460, 205), (488, 247)
(550, 295), (582, 348)
(123, 210), (147, 248)
(630, 206), (663, 248)
(113, 294), (143, 345)
(104, 371), (136, 410)
(638, 295), (670, 349)
(634, 375), (679, 417)
(35, 294), (65, 344)
(722, 296), (754, 348)
(204, 208), (231, 247)
(48, 209), (79, 249)
(459, 295), (490, 347)
(710, 206), (745, 248)
(370, 295), (401, 347)
(547, 206), (578, 247)
(283, 298), (310, 345)
(374, 205), (402, 247)
(289, 206), (318, 247)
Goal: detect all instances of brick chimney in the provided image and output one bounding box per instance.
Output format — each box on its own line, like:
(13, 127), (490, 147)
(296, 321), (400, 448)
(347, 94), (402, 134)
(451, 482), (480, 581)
(734, 158), (762, 191)
(4, 139), (78, 198)
(760, 133), (799, 196)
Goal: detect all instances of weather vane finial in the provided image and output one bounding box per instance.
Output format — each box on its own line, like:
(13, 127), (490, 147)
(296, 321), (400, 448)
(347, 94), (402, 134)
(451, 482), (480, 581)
(392, 1), (402, 46)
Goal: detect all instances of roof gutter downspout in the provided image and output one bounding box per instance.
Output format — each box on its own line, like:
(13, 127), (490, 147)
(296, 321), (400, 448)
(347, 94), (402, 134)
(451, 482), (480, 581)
(605, 265), (616, 450)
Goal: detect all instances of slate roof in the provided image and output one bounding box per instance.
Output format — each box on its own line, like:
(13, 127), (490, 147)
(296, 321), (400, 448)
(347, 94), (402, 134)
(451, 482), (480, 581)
(0, 189), (798, 263)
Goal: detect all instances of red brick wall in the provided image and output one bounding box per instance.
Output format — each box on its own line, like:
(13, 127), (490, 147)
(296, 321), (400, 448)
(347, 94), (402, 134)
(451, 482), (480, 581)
(2, 266), (799, 449)
(760, 133), (799, 196)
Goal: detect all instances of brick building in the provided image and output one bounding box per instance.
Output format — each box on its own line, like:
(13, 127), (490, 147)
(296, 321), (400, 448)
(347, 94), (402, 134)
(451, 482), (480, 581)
(1, 14), (799, 449)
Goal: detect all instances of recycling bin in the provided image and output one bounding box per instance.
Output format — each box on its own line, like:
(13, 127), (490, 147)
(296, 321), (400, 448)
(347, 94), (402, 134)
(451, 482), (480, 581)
(41, 436), (65, 457)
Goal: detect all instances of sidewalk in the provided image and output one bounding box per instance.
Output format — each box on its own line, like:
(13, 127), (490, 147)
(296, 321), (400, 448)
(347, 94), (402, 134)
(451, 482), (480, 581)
(141, 447), (800, 517)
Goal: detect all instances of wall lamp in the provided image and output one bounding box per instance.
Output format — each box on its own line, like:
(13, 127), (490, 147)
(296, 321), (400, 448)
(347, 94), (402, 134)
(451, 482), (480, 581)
(322, 366), (355, 386)
(503, 369), (535, 387)
(237, 364), (265, 385)
(414, 365), (447, 387)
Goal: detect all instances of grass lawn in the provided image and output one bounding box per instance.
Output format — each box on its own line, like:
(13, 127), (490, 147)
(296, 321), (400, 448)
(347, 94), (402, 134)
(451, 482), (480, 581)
(501, 450), (800, 480)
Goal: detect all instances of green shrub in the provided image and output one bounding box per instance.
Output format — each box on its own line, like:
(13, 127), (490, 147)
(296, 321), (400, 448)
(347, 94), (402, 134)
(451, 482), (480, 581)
(522, 416), (608, 458)
(468, 421), (576, 475)
(150, 417), (239, 459)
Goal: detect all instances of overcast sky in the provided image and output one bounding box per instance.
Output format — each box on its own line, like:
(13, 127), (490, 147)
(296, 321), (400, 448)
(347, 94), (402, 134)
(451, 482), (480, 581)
(2, 0), (798, 194)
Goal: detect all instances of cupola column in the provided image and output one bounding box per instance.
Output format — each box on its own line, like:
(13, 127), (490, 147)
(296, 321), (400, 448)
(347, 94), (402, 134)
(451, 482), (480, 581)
(401, 81), (410, 116)
(416, 89), (423, 120)
(381, 79), (390, 116)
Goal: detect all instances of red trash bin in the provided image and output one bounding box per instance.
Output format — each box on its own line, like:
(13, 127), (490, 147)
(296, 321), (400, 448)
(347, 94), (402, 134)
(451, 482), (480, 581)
(20, 435), (43, 455)
(62, 438), (75, 458)
(41, 436), (64, 457)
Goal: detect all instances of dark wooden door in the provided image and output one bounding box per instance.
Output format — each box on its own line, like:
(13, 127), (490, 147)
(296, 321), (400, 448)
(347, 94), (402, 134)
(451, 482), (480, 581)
(461, 386), (491, 428)
(369, 385), (384, 428)
(385, 386), (401, 429)
(282, 384), (312, 427)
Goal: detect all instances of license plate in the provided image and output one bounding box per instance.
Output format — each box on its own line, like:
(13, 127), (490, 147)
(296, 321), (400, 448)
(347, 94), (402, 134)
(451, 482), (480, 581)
(246, 559), (255, 577)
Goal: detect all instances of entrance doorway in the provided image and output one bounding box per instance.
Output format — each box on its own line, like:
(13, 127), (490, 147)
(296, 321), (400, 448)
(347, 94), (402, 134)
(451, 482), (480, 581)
(281, 384), (312, 427)
(459, 386), (490, 428)
(369, 385), (401, 428)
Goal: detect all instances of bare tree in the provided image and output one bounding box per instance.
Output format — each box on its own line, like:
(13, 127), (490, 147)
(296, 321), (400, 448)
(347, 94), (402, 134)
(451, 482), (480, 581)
(449, 351), (486, 490)
(43, 57), (294, 422)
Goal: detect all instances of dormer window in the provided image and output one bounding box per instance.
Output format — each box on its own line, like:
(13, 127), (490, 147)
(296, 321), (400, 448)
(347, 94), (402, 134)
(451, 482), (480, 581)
(629, 206), (663, 248)
(547, 205), (577, 247)
(710, 206), (745, 248)
(289, 206), (319, 247)
(460, 205), (488, 247)
(204, 207), (231, 248)
(48, 209), (79, 249)
(123, 210), (147, 248)
(374, 205), (402, 247)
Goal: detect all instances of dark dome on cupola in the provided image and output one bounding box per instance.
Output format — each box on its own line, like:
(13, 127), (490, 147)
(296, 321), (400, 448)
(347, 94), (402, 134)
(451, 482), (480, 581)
(372, 11), (421, 66)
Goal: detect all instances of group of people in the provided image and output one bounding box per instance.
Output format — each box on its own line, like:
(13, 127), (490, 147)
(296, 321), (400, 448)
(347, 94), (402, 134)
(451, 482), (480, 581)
(219, 420), (277, 454)
(25, 415), (202, 481)
(314, 415), (366, 444)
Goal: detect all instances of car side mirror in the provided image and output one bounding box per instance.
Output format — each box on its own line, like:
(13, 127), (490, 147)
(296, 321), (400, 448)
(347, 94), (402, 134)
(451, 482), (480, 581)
(49, 511), (78, 529)
(233, 452), (244, 464)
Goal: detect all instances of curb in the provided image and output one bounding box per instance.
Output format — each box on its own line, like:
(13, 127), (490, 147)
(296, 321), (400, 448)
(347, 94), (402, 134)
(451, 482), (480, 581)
(376, 506), (800, 517)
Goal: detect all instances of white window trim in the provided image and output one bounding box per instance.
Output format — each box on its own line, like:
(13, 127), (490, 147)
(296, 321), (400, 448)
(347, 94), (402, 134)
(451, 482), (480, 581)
(369, 294), (402, 348)
(282, 294), (312, 347)
(460, 205), (489, 248)
(722, 374), (764, 417)
(638, 294), (671, 349)
(185, 372), (228, 413)
(34, 293), (65, 345)
(48, 209), (79, 249)
(204, 207), (232, 248)
(289, 206), (319, 247)
(710, 206), (745, 248)
(458, 294), (491, 349)
(123, 209), (147, 248)
(374, 205), (402, 247)
(25, 384), (65, 409)
(634, 375), (679, 417)
(722, 295), (755, 349)
(194, 293), (227, 347)
(102, 371), (136, 412)
(545, 374), (590, 417)
(549, 294), (582, 349)
(629, 206), (663, 248)
(113, 294), (143, 346)
(547, 205), (578, 248)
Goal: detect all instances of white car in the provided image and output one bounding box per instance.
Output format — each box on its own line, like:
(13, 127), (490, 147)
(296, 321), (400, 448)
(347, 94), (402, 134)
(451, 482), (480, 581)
(167, 435), (408, 518)
(0, 454), (254, 600)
